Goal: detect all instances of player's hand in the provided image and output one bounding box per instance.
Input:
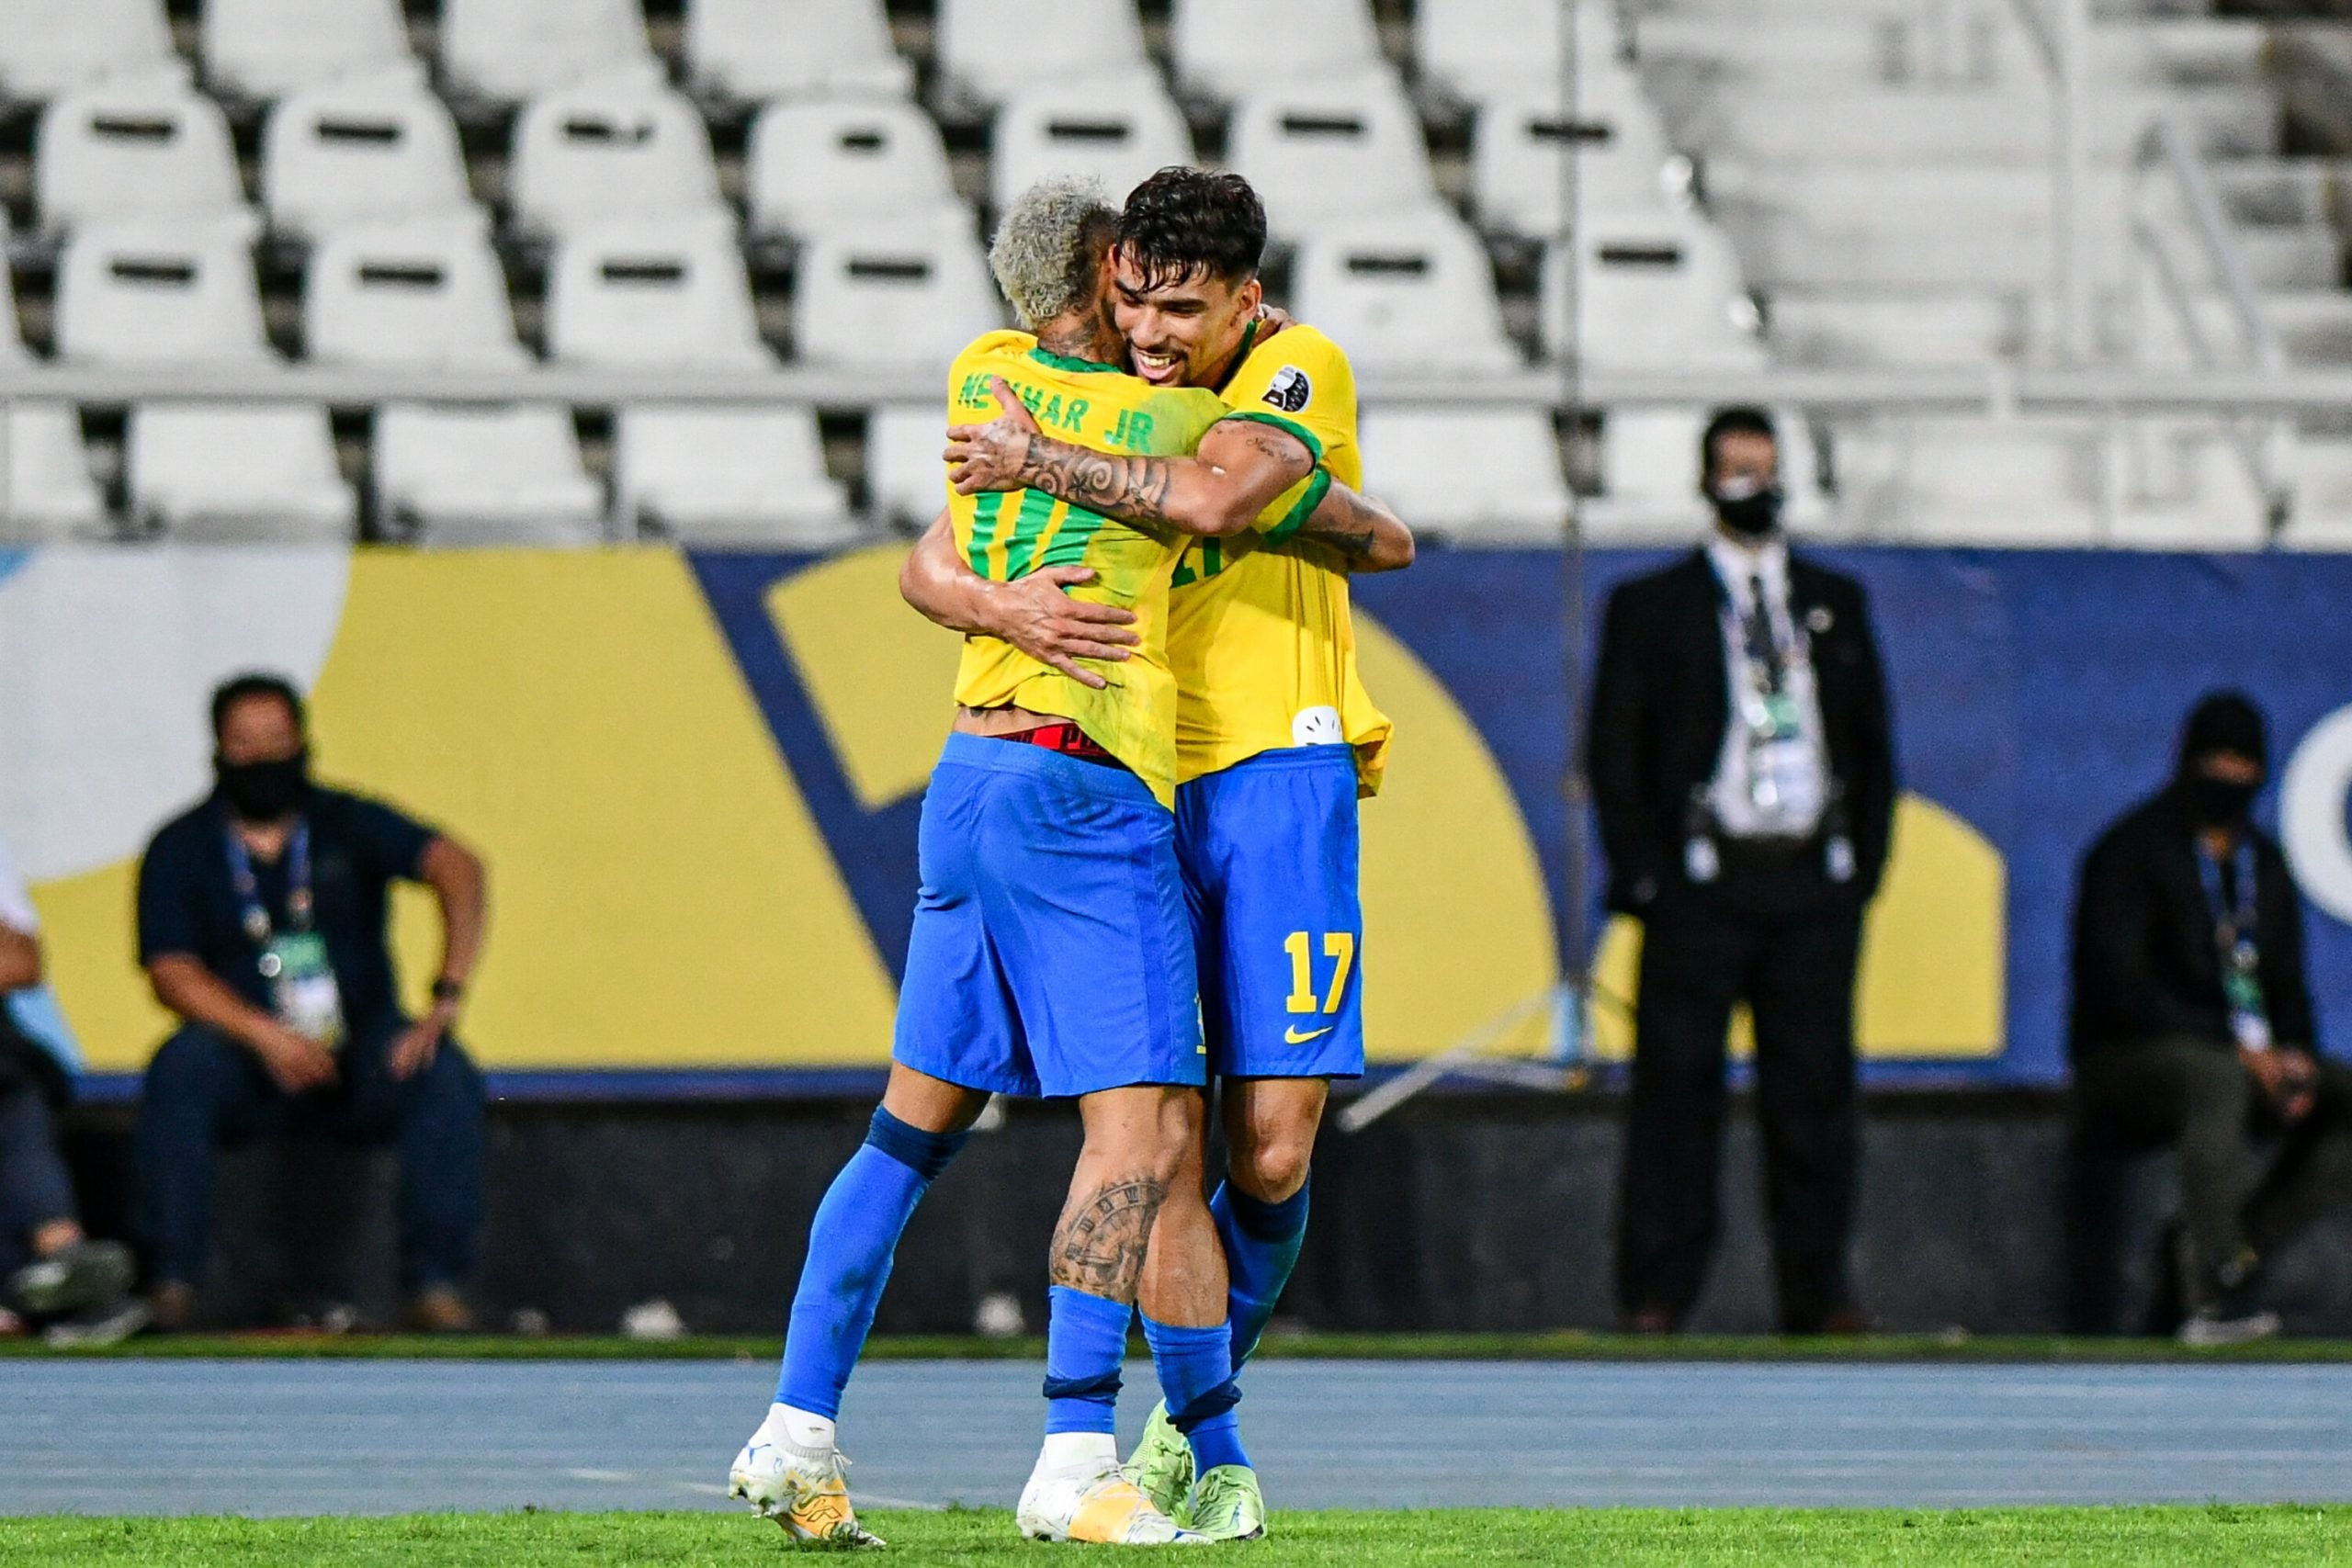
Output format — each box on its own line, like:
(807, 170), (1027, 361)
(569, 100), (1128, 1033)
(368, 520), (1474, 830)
(388, 1006), (454, 1082)
(1254, 302), (1295, 337)
(988, 567), (1138, 690)
(945, 377), (1041, 495)
(252, 1022), (339, 1094)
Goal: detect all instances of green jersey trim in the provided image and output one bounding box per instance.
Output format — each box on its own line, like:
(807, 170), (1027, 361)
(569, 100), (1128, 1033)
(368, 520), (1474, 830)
(1262, 466), (1332, 545)
(967, 491), (1009, 574)
(1025, 345), (1125, 375)
(1219, 410), (1325, 467)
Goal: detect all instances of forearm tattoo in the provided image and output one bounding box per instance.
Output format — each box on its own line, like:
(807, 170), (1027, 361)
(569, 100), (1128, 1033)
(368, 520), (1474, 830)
(1295, 486), (1381, 558)
(1049, 1173), (1169, 1300)
(1018, 436), (1177, 525)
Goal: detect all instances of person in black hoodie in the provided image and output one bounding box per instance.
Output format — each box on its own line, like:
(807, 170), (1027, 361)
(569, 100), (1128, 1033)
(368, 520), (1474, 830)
(1586, 407), (1897, 1334)
(2070, 692), (2352, 1344)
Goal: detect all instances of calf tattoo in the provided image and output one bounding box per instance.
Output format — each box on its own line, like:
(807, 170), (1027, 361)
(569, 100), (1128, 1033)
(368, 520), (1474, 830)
(1050, 1174), (1169, 1300)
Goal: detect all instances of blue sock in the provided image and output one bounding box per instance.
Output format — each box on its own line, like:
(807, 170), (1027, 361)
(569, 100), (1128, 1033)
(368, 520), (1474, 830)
(775, 1107), (969, 1416)
(1142, 1314), (1250, 1473)
(1210, 1178), (1310, 1368)
(1043, 1285), (1132, 1435)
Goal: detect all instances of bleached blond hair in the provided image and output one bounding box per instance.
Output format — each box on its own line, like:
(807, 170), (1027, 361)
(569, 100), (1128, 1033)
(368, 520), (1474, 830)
(988, 176), (1118, 330)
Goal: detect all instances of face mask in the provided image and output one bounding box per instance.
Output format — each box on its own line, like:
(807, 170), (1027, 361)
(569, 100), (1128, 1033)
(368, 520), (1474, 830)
(2187, 772), (2259, 829)
(216, 751), (311, 822)
(1709, 477), (1783, 538)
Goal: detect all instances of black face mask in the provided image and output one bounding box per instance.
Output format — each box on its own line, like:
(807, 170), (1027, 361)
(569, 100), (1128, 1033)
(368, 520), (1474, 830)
(2186, 773), (2260, 829)
(1709, 482), (1784, 538)
(216, 751), (311, 823)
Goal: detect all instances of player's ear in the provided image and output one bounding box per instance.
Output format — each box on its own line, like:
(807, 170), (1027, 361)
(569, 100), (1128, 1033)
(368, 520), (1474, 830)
(1237, 276), (1263, 316)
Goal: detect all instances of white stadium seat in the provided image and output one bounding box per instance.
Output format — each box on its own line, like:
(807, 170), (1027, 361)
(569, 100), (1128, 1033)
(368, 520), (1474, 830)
(36, 82), (254, 239)
(1173, 0), (1385, 101)
(865, 403), (948, 526)
(127, 404), (356, 541)
(1292, 213), (1519, 376)
(685, 0), (910, 103)
(203, 0), (420, 101)
(935, 0), (1151, 107)
(304, 221), (528, 368)
(1359, 407), (1571, 546)
(1416, 0), (1624, 105)
(747, 97), (960, 239)
(615, 407), (858, 546)
(547, 225), (770, 368)
(264, 81), (482, 241)
(439, 0), (661, 106)
(0, 264), (104, 539)
(0, 0), (187, 101)
(989, 83), (1192, 212)
(1543, 211), (1766, 371)
(56, 220), (272, 366)
(1473, 71), (1682, 235)
(511, 80), (730, 240)
(376, 404), (605, 547)
(794, 224), (1001, 368)
(1227, 79), (1442, 240)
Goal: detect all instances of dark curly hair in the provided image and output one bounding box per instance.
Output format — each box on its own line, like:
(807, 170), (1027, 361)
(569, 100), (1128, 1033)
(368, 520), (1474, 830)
(1116, 167), (1267, 291)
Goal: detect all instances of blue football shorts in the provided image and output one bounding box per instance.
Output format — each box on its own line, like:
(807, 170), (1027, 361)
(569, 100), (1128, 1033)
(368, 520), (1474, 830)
(893, 732), (1204, 1100)
(1175, 744), (1365, 1080)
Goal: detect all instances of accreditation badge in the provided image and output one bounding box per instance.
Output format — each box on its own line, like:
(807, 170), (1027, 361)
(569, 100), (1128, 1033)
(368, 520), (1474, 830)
(261, 931), (345, 1049)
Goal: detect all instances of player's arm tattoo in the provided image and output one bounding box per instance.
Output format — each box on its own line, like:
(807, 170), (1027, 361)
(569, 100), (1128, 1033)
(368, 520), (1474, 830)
(1048, 1173), (1169, 1301)
(1016, 434), (1179, 526)
(1295, 480), (1416, 571)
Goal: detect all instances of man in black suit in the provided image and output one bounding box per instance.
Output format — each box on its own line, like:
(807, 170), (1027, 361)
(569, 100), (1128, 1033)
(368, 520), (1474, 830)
(2071, 693), (2351, 1345)
(1585, 407), (1896, 1334)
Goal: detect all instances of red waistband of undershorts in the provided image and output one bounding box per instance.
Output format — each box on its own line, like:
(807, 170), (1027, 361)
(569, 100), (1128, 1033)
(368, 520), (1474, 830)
(991, 722), (1125, 769)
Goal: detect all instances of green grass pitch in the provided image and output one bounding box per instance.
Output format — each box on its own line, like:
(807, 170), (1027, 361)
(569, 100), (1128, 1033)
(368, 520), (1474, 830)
(6, 1508), (2350, 1566)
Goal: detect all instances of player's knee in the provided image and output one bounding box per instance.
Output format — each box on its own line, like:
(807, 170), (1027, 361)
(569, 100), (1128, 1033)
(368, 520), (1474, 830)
(1140, 1089), (1207, 1189)
(1232, 1124), (1314, 1203)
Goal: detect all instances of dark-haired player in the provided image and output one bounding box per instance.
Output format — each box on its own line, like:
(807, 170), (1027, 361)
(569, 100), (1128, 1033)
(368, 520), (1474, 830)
(929, 167), (1410, 1540)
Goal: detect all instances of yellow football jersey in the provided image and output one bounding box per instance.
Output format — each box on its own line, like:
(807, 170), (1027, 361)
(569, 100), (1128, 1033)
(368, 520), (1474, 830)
(944, 330), (1230, 808)
(1165, 323), (1394, 795)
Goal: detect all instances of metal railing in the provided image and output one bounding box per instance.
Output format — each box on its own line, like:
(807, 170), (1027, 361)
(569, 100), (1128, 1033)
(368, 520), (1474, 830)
(1994, 0), (2098, 367)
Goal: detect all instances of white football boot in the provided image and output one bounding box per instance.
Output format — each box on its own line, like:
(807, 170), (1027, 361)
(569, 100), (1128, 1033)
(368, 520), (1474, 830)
(728, 1430), (884, 1548)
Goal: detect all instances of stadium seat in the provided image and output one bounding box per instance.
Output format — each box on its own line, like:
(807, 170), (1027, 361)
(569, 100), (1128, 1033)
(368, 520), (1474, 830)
(203, 0), (421, 102)
(989, 82), (1192, 213)
(1416, 0), (1624, 106)
(747, 97), (960, 239)
(865, 403), (948, 526)
(304, 220), (528, 368)
(375, 404), (605, 547)
(1358, 407), (1571, 545)
(615, 407), (859, 546)
(794, 224), (1001, 368)
(0, 265), (104, 539)
(1172, 0), (1385, 101)
(56, 219), (272, 366)
(935, 0), (1152, 108)
(1291, 213), (1519, 376)
(0, 0), (187, 102)
(1542, 211), (1766, 371)
(547, 225), (770, 368)
(36, 82), (254, 240)
(1227, 79), (1442, 240)
(1472, 71), (1683, 236)
(510, 80), (730, 240)
(439, 0), (661, 107)
(264, 80), (482, 241)
(684, 0), (911, 103)
(126, 404), (356, 541)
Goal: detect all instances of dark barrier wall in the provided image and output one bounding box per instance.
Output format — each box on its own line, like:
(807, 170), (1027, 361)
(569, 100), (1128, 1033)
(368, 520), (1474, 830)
(64, 1094), (2352, 1337)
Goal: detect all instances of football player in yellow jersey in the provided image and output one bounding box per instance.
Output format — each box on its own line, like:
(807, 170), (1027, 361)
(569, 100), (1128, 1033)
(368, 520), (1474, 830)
(922, 169), (1414, 1541)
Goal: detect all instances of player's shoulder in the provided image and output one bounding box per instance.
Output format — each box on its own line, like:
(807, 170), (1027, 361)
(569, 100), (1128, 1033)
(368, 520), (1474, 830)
(950, 328), (1038, 372)
(1227, 322), (1353, 422)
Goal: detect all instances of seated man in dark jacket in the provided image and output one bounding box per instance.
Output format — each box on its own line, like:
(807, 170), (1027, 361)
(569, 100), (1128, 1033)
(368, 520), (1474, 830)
(2070, 692), (2352, 1345)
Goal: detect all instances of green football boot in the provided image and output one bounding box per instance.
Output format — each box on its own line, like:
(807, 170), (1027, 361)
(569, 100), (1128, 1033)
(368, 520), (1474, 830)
(1186, 1464), (1268, 1542)
(1121, 1400), (1194, 1524)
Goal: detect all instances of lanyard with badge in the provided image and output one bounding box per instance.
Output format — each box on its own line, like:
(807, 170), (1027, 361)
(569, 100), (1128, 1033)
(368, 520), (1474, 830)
(226, 820), (345, 1049)
(1721, 567), (1826, 826)
(2197, 838), (2269, 1051)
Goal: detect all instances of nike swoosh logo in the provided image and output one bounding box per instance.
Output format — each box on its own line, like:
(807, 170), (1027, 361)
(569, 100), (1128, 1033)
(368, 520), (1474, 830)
(1284, 1025), (1335, 1044)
